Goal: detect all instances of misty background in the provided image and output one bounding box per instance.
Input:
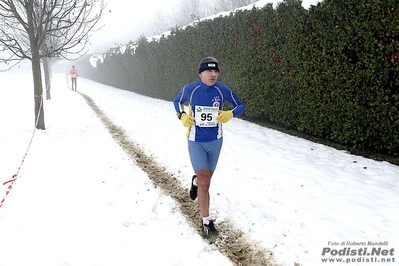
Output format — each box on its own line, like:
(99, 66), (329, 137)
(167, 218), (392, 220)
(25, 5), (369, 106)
(5, 0), (320, 76)
(89, 0), (265, 53)
(6, 0), (319, 73)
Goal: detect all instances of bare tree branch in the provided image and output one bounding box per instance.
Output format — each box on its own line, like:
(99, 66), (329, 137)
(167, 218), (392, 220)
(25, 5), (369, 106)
(0, 0), (104, 129)
(0, 0), (104, 64)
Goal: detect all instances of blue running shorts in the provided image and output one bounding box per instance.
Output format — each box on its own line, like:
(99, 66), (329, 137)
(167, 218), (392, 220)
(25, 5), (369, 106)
(188, 137), (223, 172)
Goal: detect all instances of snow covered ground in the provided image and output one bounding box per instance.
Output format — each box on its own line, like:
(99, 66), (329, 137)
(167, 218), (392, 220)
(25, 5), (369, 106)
(0, 72), (398, 266)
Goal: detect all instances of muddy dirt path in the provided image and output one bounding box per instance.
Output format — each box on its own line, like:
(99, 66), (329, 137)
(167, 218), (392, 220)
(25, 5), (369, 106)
(80, 93), (278, 266)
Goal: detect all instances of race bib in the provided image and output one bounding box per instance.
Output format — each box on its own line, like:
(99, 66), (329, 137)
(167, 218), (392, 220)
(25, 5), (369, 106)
(195, 106), (218, 127)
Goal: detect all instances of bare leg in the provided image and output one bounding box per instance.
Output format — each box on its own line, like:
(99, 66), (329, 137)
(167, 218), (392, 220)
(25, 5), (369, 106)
(195, 168), (214, 217)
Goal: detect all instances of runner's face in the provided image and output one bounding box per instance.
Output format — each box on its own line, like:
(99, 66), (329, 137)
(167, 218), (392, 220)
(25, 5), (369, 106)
(199, 70), (219, 86)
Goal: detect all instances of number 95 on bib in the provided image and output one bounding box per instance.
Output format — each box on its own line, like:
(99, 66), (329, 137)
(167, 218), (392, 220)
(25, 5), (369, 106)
(195, 106), (218, 127)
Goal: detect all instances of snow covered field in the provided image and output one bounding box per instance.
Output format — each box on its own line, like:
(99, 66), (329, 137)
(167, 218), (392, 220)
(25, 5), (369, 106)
(0, 72), (398, 266)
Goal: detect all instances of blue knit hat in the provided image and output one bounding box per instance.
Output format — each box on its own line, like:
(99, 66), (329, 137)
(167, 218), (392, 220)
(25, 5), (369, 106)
(198, 57), (219, 73)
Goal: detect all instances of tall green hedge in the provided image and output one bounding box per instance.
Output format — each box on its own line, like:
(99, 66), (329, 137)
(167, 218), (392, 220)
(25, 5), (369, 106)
(78, 0), (399, 155)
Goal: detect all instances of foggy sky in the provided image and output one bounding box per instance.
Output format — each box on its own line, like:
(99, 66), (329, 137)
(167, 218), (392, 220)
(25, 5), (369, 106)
(88, 0), (177, 52)
(88, 0), (321, 53)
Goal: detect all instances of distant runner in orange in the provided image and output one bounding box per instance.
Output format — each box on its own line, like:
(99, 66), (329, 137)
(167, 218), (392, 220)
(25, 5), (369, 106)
(69, 66), (79, 91)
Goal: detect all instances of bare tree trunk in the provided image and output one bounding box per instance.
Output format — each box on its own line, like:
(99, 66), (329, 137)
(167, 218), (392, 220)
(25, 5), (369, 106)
(0, 0), (104, 130)
(32, 52), (45, 130)
(43, 57), (51, 100)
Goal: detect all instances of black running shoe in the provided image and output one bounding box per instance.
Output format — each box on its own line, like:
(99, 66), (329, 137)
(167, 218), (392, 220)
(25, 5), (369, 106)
(189, 175), (198, 200)
(202, 220), (218, 236)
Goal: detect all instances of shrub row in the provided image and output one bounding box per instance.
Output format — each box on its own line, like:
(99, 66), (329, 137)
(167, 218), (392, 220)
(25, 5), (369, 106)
(78, 0), (399, 155)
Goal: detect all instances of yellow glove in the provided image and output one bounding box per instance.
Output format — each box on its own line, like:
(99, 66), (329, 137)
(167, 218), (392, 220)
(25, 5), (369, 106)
(216, 110), (234, 123)
(181, 113), (195, 127)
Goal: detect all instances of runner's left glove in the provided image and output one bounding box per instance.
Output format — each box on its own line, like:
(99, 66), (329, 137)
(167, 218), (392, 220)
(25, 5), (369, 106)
(216, 110), (233, 123)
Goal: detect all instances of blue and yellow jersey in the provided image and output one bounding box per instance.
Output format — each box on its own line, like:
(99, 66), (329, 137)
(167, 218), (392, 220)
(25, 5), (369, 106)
(174, 80), (245, 142)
